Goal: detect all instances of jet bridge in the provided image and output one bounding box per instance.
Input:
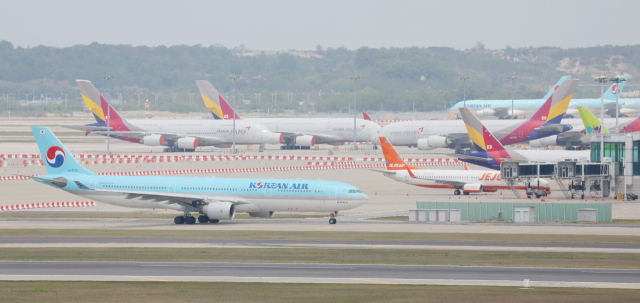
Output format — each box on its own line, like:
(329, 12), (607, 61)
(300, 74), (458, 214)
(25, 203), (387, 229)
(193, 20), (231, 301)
(500, 158), (616, 199)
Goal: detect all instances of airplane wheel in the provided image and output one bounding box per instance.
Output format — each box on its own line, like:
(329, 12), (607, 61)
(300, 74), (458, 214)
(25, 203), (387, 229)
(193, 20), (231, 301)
(209, 219), (220, 224)
(535, 194), (541, 198)
(174, 216), (185, 224)
(185, 216), (196, 224)
(373, 145), (378, 150)
(198, 215), (209, 223)
(463, 191), (469, 195)
(454, 189), (461, 195)
(329, 218), (337, 224)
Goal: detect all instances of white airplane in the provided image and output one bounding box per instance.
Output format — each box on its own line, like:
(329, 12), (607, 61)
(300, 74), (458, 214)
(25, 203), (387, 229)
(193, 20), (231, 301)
(196, 80), (381, 149)
(68, 80), (283, 152)
(374, 136), (550, 196)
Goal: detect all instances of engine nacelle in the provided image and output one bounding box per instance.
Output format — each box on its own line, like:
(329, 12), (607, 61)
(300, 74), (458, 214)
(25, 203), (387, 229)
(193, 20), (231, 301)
(475, 108), (495, 117)
(417, 136), (448, 150)
(203, 202), (235, 220)
(142, 135), (164, 146)
(249, 211), (275, 218)
(267, 133), (284, 144)
(463, 183), (483, 193)
(580, 135), (590, 145)
(620, 108), (636, 114)
(295, 135), (316, 147)
(529, 135), (559, 148)
(177, 137), (198, 149)
(566, 108), (579, 116)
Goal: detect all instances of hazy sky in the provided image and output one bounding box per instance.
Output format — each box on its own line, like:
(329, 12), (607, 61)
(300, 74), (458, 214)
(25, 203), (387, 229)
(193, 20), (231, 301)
(2, 0), (639, 50)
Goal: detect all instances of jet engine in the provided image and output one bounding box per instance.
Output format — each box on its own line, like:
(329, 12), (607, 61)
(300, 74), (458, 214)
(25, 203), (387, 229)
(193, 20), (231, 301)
(417, 136), (448, 150)
(475, 109), (495, 117)
(529, 135), (558, 148)
(203, 202), (235, 220)
(249, 211), (275, 218)
(177, 137), (198, 149)
(142, 135), (164, 146)
(267, 133), (284, 144)
(565, 108), (579, 116)
(463, 184), (483, 193)
(295, 135), (316, 147)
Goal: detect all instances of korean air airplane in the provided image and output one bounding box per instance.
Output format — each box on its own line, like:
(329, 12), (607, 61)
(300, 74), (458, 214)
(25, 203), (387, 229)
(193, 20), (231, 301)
(67, 80), (283, 152)
(372, 136), (550, 196)
(450, 75), (634, 118)
(196, 80), (381, 149)
(26, 127), (368, 224)
(375, 80), (579, 152)
(457, 107), (590, 171)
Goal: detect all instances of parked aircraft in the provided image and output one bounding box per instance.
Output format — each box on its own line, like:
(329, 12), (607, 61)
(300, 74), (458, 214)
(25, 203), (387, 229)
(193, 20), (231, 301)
(69, 80), (282, 151)
(456, 107), (590, 171)
(373, 136), (550, 195)
(196, 80), (380, 149)
(26, 127), (368, 224)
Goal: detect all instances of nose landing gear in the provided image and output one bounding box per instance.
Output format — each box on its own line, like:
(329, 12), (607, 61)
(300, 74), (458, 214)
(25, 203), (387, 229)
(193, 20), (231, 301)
(329, 212), (337, 224)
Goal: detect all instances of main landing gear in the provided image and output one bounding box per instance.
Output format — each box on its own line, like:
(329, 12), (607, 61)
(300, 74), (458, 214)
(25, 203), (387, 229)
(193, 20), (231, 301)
(454, 189), (461, 195)
(329, 212), (337, 224)
(174, 215), (219, 224)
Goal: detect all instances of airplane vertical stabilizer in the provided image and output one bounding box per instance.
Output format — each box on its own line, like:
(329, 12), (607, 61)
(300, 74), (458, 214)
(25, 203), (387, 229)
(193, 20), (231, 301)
(76, 80), (107, 123)
(196, 80), (240, 120)
(603, 75), (628, 100)
(31, 127), (95, 175)
(379, 137), (419, 170)
(577, 106), (609, 135)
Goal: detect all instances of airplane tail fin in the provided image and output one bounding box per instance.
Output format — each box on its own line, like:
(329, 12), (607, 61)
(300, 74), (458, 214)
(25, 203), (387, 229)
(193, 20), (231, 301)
(195, 80), (240, 120)
(578, 106), (609, 135)
(363, 111), (372, 121)
(378, 137), (419, 170)
(76, 80), (129, 131)
(31, 127), (95, 175)
(459, 108), (511, 161)
(539, 75), (571, 103)
(76, 80), (107, 124)
(603, 75), (628, 100)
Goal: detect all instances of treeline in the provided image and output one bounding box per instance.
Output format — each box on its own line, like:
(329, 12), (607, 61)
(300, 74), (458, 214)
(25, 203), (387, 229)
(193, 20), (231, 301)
(0, 40), (638, 116)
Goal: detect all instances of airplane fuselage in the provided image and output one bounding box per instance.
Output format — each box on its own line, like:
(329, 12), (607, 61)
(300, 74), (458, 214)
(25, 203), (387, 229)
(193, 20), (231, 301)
(247, 118), (380, 144)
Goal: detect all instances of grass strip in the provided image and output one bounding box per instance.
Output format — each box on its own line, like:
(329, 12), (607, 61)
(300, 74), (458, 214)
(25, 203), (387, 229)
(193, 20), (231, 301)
(0, 281), (637, 303)
(1, 247), (639, 269)
(1, 229), (640, 244)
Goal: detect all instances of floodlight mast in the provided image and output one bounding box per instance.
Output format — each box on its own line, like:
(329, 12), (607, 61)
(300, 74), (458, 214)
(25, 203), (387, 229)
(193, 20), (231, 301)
(507, 76), (517, 118)
(350, 76), (361, 149)
(459, 76), (469, 108)
(103, 75), (115, 155)
(595, 76), (609, 162)
(229, 75), (241, 154)
(610, 76), (626, 132)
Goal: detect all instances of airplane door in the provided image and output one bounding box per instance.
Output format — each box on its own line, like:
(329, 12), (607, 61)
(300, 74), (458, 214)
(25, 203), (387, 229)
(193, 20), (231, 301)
(89, 179), (97, 189)
(264, 187), (272, 197)
(168, 182), (176, 192)
(329, 186), (337, 198)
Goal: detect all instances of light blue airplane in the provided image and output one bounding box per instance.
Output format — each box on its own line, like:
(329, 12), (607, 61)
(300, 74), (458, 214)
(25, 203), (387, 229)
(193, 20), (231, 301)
(27, 127), (368, 225)
(450, 75), (633, 118)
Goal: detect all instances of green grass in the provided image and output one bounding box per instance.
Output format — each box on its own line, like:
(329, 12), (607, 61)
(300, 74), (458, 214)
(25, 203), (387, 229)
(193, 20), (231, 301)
(367, 216), (409, 221)
(1, 247), (639, 269)
(0, 281), (637, 302)
(1, 229), (639, 244)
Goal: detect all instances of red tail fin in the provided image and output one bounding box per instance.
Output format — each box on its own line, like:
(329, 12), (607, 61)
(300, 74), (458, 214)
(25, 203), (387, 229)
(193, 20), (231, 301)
(363, 111), (372, 121)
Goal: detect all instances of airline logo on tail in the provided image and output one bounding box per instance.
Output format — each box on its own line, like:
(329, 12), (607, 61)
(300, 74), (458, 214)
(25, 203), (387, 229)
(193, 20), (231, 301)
(363, 112), (372, 121)
(196, 80), (241, 120)
(46, 146), (65, 168)
(460, 108), (510, 165)
(577, 106), (609, 135)
(379, 136), (419, 170)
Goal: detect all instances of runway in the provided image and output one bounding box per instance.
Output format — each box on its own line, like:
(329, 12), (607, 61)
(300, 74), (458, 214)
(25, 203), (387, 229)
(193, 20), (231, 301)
(1, 237), (639, 253)
(0, 261), (639, 289)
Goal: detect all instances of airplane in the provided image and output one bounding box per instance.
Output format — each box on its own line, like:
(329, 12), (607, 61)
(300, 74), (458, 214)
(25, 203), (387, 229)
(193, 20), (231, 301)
(578, 105), (640, 134)
(374, 79), (579, 152)
(373, 136), (550, 196)
(456, 107), (590, 171)
(25, 127), (368, 224)
(450, 75), (633, 118)
(196, 80), (381, 149)
(68, 80), (283, 152)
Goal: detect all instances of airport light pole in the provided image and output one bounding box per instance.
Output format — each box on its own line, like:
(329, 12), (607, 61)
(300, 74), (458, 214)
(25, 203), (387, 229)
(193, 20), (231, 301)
(596, 76), (609, 162)
(229, 75), (241, 154)
(507, 76), (517, 118)
(610, 76), (626, 132)
(103, 75), (115, 155)
(459, 76), (469, 108)
(350, 76), (361, 149)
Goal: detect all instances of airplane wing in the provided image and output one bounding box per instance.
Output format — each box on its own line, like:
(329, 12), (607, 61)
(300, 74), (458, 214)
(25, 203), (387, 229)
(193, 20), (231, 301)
(62, 125), (111, 132)
(279, 132), (341, 142)
(369, 169), (396, 175)
(534, 124), (566, 132)
(556, 131), (586, 141)
(90, 131), (223, 144)
(91, 188), (251, 205)
(453, 154), (493, 162)
(490, 107), (513, 117)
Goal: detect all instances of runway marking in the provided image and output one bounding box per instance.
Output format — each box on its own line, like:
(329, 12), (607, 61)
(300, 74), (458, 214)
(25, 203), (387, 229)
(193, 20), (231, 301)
(101, 243), (115, 246)
(5, 243), (18, 247)
(127, 276), (170, 282)
(151, 225), (172, 229)
(375, 245), (394, 248)
(541, 247), (560, 251)
(352, 278), (399, 285)
(480, 229), (498, 233)
(303, 212), (314, 214)
(286, 244), (303, 246)
(584, 282), (638, 289)
(194, 243), (209, 247)
(315, 227), (333, 230)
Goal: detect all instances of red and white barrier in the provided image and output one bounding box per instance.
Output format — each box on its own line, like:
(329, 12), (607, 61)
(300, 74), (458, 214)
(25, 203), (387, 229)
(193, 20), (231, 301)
(0, 201), (96, 211)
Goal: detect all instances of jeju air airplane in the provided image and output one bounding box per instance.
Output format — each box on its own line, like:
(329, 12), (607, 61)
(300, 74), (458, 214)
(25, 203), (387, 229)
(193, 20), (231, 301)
(456, 107), (590, 171)
(25, 127), (368, 224)
(373, 80), (579, 152)
(66, 80), (283, 152)
(196, 80), (380, 150)
(373, 136), (550, 195)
